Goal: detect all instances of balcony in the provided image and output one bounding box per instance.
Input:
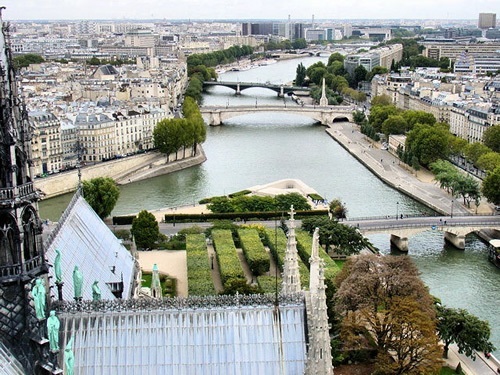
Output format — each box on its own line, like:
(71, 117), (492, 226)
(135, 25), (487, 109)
(0, 182), (37, 202)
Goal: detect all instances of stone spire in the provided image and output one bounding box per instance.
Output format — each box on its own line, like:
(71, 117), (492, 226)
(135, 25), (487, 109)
(305, 228), (333, 375)
(151, 264), (162, 299)
(281, 205), (301, 295)
(0, 9), (48, 372)
(319, 77), (328, 107)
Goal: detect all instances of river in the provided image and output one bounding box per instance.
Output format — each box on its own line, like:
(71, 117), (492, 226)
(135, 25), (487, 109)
(39, 56), (500, 355)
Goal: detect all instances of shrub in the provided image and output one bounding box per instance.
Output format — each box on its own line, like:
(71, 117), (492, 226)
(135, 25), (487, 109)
(237, 228), (270, 276)
(212, 230), (245, 289)
(186, 234), (216, 296)
(257, 276), (282, 294)
(112, 215), (136, 225)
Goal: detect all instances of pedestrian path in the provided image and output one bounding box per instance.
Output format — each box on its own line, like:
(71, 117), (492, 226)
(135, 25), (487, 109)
(444, 345), (500, 375)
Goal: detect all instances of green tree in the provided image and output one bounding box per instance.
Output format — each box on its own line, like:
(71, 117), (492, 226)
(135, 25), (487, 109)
(482, 166), (500, 205)
(365, 66), (388, 81)
(352, 65), (367, 88)
(368, 104), (399, 132)
(327, 52), (344, 65)
(131, 210), (159, 249)
(464, 142), (491, 165)
(82, 177), (120, 219)
(12, 53), (44, 69)
(477, 151), (500, 172)
(295, 63), (307, 86)
(274, 193), (311, 211)
(87, 56), (101, 66)
(207, 196), (235, 213)
(352, 110), (366, 125)
(292, 38), (307, 49)
(483, 126), (500, 153)
(402, 110), (436, 131)
(406, 123), (451, 166)
(381, 114), (407, 137)
(301, 216), (368, 255)
(436, 304), (495, 359)
(153, 119), (184, 161)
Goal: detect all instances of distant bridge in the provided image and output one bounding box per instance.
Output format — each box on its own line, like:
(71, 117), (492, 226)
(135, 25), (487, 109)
(200, 104), (354, 126)
(203, 81), (310, 97)
(345, 215), (500, 251)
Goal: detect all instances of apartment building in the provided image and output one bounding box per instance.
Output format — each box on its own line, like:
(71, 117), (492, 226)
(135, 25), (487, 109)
(450, 102), (500, 143)
(344, 44), (403, 75)
(29, 111), (63, 175)
(421, 41), (500, 61)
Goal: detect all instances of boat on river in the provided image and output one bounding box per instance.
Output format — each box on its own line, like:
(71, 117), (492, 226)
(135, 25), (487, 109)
(488, 239), (500, 268)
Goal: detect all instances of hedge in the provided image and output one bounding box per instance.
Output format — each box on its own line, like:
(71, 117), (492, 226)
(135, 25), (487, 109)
(237, 228), (270, 276)
(212, 229), (245, 288)
(112, 215), (136, 225)
(164, 209), (328, 223)
(295, 229), (340, 284)
(257, 276), (282, 294)
(186, 234), (217, 296)
(263, 228), (309, 289)
(307, 193), (324, 201)
(228, 190), (251, 198)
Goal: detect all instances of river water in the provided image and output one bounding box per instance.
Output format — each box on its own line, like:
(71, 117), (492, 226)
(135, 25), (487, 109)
(39, 56), (500, 355)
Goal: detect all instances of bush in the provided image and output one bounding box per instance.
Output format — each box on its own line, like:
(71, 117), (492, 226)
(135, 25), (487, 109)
(237, 228), (270, 276)
(212, 230), (245, 289)
(186, 234), (217, 296)
(112, 215), (136, 225)
(228, 190), (252, 198)
(164, 210), (328, 223)
(257, 276), (282, 294)
(131, 210), (159, 249)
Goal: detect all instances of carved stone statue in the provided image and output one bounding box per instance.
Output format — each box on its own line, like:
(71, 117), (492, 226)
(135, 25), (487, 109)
(31, 278), (46, 320)
(64, 336), (75, 375)
(92, 280), (101, 301)
(46, 310), (60, 352)
(54, 248), (62, 284)
(72, 266), (83, 300)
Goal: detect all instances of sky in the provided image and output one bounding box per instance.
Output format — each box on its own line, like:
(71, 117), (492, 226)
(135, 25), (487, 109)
(0, 0), (498, 21)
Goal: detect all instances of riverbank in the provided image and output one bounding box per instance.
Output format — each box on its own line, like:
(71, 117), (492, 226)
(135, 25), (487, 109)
(35, 147), (207, 199)
(325, 121), (494, 216)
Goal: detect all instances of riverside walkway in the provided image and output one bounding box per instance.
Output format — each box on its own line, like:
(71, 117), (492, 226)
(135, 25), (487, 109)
(325, 121), (496, 217)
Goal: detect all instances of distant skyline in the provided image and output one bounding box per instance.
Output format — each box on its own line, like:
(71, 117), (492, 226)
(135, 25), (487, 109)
(1, 0), (498, 21)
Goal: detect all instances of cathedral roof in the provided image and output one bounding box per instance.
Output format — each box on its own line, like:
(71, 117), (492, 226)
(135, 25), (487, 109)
(0, 341), (25, 374)
(44, 193), (137, 301)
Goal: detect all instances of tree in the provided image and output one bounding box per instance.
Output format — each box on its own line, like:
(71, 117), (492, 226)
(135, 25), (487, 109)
(464, 142), (491, 165)
(328, 52), (344, 65)
(87, 57), (101, 66)
(476, 151), (500, 172)
(292, 38), (307, 49)
(131, 210), (159, 249)
(295, 63), (307, 86)
(370, 94), (392, 107)
(482, 166), (500, 205)
(328, 199), (347, 219)
(381, 115), (407, 137)
(368, 104), (399, 132)
(274, 193), (311, 211)
(352, 65), (367, 88)
(405, 123), (451, 166)
(483, 126), (500, 153)
(301, 217), (369, 255)
(82, 177), (120, 219)
(335, 255), (438, 371)
(365, 66), (388, 81)
(402, 110), (436, 131)
(12, 53), (44, 69)
(374, 297), (442, 375)
(436, 305), (495, 359)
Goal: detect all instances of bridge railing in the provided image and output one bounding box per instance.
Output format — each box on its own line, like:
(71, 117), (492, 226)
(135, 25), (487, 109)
(346, 212), (498, 222)
(351, 220), (500, 231)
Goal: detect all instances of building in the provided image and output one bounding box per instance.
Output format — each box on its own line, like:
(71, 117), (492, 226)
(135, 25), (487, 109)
(421, 41), (500, 62)
(29, 111), (63, 175)
(344, 44), (403, 75)
(479, 13), (497, 29)
(450, 102), (500, 143)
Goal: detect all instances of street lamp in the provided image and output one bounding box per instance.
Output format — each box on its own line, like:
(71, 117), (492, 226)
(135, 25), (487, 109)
(255, 97), (257, 108)
(451, 199), (454, 218)
(396, 201), (399, 220)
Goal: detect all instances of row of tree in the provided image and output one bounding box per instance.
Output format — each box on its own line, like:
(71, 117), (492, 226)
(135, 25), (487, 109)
(430, 160), (481, 208)
(186, 45), (254, 70)
(153, 97), (206, 161)
(263, 38), (307, 51)
(206, 193), (311, 213)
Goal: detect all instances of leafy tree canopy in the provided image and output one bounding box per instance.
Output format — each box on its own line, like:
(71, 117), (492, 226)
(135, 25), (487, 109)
(483, 125), (500, 153)
(82, 177), (120, 219)
(482, 166), (500, 205)
(131, 210), (160, 249)
(13, 54), (44, 69)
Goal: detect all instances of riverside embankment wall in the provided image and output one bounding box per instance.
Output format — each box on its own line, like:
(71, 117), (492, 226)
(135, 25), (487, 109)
(34, 148), (206, 199)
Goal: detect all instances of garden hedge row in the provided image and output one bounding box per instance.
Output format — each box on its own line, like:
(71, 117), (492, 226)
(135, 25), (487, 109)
(212, 229), (245, 288)
(237, 228), (270, 276)
(164, 209), (328, 223)
(112, 215), (136, 225)
(186, 234), (217, 296)
(257, 276), (282, 294)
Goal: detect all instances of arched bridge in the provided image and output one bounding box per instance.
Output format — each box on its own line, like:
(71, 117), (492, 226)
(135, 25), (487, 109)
(346, 215), (500, 252)
(200, 104), (354, 126)
(203, 81), (310, 97)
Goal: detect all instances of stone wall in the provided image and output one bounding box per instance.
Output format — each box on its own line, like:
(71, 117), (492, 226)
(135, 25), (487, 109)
(34, 147), (207, 199)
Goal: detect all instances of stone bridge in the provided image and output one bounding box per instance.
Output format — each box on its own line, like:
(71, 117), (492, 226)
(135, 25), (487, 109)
(200, 105), (354, 126)
(347, 215), (500, 251)
(203, 81), (311, 97)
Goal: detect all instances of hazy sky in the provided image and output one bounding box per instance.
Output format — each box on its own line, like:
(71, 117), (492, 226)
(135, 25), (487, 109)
(0, 0), (498, 21)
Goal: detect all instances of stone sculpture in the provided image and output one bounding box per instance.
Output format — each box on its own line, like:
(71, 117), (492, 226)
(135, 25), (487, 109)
(64, 336), (75, 375)
(73, 266), (83, 300)
(46, 310), (60, 352)
(31, 278), (46, 320)
(92, 280), (101, 301)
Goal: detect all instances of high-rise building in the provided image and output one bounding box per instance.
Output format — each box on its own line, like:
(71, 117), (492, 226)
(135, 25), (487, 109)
(479, 13), (497, 29)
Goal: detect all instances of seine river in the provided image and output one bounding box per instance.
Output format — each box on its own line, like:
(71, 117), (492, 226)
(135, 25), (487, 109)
(40, 56), (500, 355)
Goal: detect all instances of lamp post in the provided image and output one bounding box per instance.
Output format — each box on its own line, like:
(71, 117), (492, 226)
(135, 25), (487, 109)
(451, 199), (454, 218)
(255, 97), (257, 108)
(396, 201), (399, 220)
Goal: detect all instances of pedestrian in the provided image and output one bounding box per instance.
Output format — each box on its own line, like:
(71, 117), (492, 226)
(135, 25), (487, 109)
(444, 220), (447, 225)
